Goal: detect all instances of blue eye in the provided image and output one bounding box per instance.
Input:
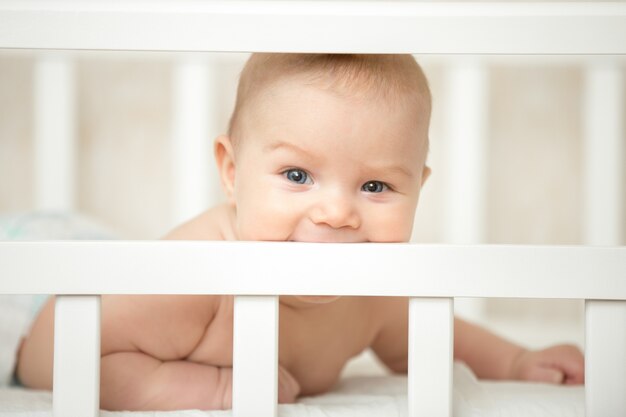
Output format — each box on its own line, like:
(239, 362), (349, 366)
(284, 169), (309, 184)
(362, 181), (387, 193)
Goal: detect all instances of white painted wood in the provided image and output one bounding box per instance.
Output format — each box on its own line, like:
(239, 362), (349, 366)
(443, 61), (489, 246)
(171, 57), (213, 224)
(233, 296), (278, 417)
(582, 60), (625, 417)
(585, 300), (626, 417)
(2, 242), (624, 298)
(408, 297), (453, 417)
(1, 2), (626, 54)
(204, 59), (224, 208)
(443, 60), (489, 324)
(34, 54), (75, 211)
(583, 62), (624, 247)
(53, 295), (100, 417)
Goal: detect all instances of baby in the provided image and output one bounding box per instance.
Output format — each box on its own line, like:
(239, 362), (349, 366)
(16, 53), (584, 411)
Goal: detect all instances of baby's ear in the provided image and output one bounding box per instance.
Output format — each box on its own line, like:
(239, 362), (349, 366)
(214, 135), (236, 205)
(421, 165), (432, 187)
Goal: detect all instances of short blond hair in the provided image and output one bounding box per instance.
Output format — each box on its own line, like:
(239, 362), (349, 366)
(227, 53), (431, 150)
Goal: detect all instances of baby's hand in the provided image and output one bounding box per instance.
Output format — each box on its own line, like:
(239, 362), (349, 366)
(509, 344), (584, 385)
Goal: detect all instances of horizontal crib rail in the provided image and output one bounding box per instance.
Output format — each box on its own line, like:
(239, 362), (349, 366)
(1, 1), (626, 54)
(1, 242), (624, 299)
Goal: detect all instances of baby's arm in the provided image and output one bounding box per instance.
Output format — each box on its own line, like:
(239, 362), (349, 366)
(455, 318), (584, 384)
(370, 298), (584, 384)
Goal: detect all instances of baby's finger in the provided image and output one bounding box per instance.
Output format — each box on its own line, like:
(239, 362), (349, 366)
(525, 367), (564, 384)
(562, 362), (585, 385)
(551, 346), (585, 384)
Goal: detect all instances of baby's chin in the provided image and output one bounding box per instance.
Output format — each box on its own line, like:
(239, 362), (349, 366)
(294, 295), (341, 304)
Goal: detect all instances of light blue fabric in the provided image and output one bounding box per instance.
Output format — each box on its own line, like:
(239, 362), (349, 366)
(0, 211), (114, 241)
(29, 295), (49, 318)
(4, 294), (49, 387)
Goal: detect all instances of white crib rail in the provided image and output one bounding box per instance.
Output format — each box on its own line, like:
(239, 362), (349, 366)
(1, 2), (626, 54)
(2, 1), (626, 416)
(2, 242), (626, 416)
(2, 242), (625, 298)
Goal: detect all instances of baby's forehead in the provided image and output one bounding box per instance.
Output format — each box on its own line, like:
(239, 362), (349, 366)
(244, 80), (429, 157)
(262, 70), (420, 103)
(229, 54), (431, 154)
(250, 75), (426, 125)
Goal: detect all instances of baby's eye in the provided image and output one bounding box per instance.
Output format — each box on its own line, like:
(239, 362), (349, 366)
(362, 181), (388, 193)
(283, 169), (311, 185)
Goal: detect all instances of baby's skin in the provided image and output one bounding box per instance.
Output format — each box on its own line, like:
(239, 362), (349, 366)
(16, 205), (584, 411)
(15, 205), (419, 409)
(16, 54), (584, 411)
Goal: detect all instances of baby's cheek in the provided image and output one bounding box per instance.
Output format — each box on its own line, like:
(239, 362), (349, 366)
(369, 210), (414, 242)
(237, 201), (296, 241)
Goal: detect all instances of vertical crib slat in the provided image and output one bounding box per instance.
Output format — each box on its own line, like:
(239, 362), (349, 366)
(233, 295), (279, 417)
(408, 297), (453, 417)
(585, 300), (626, 417)
(34, 54), (76, 211)
(582, 62), (624, 246)
(583, 60), (625, 417)
(442, 61), (488, 245)
(171, 57), (214, 225)
(53, 295), (101, 417)
(443, 61), (489, 324)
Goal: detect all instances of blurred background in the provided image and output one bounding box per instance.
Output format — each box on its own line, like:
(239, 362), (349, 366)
(0, 50), (624, 363)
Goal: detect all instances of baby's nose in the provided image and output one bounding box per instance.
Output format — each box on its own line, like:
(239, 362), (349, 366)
(310, 191), (360, 229)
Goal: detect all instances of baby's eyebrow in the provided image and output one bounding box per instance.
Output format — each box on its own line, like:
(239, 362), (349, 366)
(264, 140), (315, 158)
(362, 164), (413, 179)
(380, 165), (413, 178)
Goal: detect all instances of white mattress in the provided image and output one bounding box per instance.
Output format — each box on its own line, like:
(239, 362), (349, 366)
(0, 363), (583, 417)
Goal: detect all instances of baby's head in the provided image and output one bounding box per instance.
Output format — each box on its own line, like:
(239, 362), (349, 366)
(215, 53), (432, 243)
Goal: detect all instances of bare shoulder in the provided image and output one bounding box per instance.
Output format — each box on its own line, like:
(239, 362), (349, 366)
(164, 203), (236, 241)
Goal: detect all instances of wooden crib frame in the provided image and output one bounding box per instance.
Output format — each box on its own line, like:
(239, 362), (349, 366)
(1, 2), (626, 417)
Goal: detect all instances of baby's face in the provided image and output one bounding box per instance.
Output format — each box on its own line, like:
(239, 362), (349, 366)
(222, 80), (430, 243)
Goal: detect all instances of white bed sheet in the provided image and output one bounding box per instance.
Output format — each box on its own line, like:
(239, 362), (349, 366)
(0, 363), (583, 417)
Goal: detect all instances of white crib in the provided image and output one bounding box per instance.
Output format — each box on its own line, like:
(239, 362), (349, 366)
(1, 2), (626, 417)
